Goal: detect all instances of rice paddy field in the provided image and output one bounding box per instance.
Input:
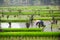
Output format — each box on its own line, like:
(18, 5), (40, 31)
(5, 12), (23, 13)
(0, 6), (60, 40)
(0, 32), (60, 40)
(0, 36), (59, 40)
(0, 6), (60, 22)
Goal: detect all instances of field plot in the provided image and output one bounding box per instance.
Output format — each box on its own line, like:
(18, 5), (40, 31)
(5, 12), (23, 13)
(0, 32), (60, 40)
(0, 36), (59, 40)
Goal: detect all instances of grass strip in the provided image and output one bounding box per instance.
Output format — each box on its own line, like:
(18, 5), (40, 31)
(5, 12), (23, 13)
(0, 28), (43, 32)
(0, 32), (60, 37)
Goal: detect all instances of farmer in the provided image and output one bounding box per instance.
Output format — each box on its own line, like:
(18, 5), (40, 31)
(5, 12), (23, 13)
(55, 20), (58, 24)
(30, 14), (34, 26)
(26, 22), (30, 28)
(1, 10), (4, 17)
(36, 20), (45, 28)
(18, 9), (22, 14)
(0, 29), (3, 32)
(9, 22), (11, 28)
(51, 23), (52, 31)
(52, 16), (55, 24)
(14, 15), (16, 17)
(2, 12), (4, 17)
(52, 16), (58, 24)
(30, 14), (34, 22)
(37, 9), (40, 16)
(49, 10), (53, 14)
(0, 22), (1, 28)
(7, 15), (9, 19)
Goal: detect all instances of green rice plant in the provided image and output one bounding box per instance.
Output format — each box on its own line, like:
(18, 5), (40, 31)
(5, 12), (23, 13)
(0, 32), (60, 37)
(0, 28), (43, 32)
(0, 36), (58, 40)
(1, 20), (29, 22)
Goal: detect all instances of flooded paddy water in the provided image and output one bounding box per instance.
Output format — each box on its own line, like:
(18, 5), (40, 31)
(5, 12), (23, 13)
(0, 20), (60, 32)
(0, 14), (60, 32)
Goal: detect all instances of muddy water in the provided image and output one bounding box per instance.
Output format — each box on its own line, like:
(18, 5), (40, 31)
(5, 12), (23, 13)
(0, 21), (60, 32)
(1, 22), (26, 28)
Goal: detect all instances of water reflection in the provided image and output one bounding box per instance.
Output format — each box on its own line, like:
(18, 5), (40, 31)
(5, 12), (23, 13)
(0, 21), (60, 32)
(1, 22), (26, 28)
(1, 23), (9, 28)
